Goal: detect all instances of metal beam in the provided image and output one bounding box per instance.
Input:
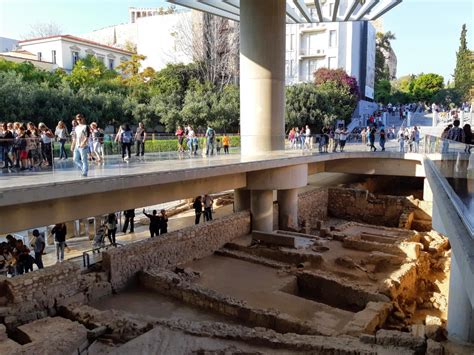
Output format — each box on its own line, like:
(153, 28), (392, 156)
(332, 0), (340, 21)
(355, 0), (380, 20)
(313, 0), (324, 22)
(286, 3), (303, 23)
(344, 0), (360, 21)
(222, 0), (240, 10)
(369, 0), (402, 21)
(168, 0), (240, 21)
(198, 0), (239, 15)
(293, 0), (313, 22)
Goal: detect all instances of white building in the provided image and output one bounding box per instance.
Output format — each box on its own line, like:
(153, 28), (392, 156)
(17, 35), (133, 72)
(286, 0), (376, 101)
(81, 10), (193, 72)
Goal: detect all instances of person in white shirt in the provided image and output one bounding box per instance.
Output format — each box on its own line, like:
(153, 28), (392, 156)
(333, 126), (341, 152)
(304, 125), (312, 150)
(72, 114), (90, 177)
(339, 129), (348, 152)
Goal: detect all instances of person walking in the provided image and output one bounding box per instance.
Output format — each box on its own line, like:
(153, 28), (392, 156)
(90, 122), (104, 163)
(106, 213), (117, 246)
(205, 125), (216, 156)
(135, 122), (146, 158)
(55, 121), (69, 160)
(339, 128), (348, 152)
(72, 114), (90, 177)
(175, 125), (185, 153)
(120, 124), (133, 161)
(122, 209), (135, 234)
(398, 127), (405, 153)
(51, 223), (67, 263)
(143, 209), (160, 238)
(333, 125), (341, 152)
(193, 196), (203, 224)
(158, 209), (168, 235)
(369, 127), (377, 152)
(1, 123), (14, 171)
(31, 229), (45, 269)
(203, 194), (214, 221)
(379, 128), (386, 152)
(38, 123), (54, 167)
(463, 124), (472, 153)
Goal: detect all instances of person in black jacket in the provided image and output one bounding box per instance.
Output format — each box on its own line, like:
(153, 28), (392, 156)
(159, 209), (168, 235)
(193, 196), (203, 225)
(51, 223), (67, 262)
(143, 209), (160, 238)
(122, 209), (135, 233)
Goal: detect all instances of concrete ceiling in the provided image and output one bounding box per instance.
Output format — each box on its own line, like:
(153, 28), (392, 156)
(166, 0), (402, 23)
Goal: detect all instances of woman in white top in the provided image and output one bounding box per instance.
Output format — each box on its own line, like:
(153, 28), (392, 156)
(55, 121), (69, 160)
(90, 122), (104, 162)
(38, 123), (54, 166)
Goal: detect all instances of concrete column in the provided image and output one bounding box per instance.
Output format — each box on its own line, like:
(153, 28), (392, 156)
(251, 190), (273, 232)
(277, 189), (298, 230)
(423, 178), (433, 202)
(234, 188), (251, 212)
(447, 253), (474, 342)
(240, 0), (286, 155)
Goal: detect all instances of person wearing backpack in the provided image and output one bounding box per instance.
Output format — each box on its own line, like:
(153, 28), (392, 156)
(447, 119), (465, 143)
(120, 124), (133, 161)
(205, 125), (216, 156)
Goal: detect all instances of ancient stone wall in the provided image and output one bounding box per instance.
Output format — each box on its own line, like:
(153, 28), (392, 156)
(327, 188), (415, 227)
(0, 263), (110, 328)
(297, 188), (328, 229)
(102, 211), (251, 291)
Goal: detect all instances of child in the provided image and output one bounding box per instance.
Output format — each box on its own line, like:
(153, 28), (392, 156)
(216, 138), (222, 154)
(222, 135), (230, 154)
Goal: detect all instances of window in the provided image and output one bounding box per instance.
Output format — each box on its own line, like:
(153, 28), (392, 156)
(328, 56), (337, 69)
(290, 34), (294, 51)
(329, 3), (334, 17)
(329, 30), (337, 47)
(51, 50), (56, 64)
(286, 60), (294, 77)
(308, 59), (318, 79)
(72, 51), (80, 65)
(108, 58), (114, 70)
(37, 52), (42, 61)
(97, 55), (105, 64)
(309, 33), (323, 54)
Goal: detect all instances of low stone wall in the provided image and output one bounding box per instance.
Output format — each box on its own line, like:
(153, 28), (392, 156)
(102, 211), (251, 291)
(0, 263), (111, 328)
(298, 188), (328, 230)
(327, 188), (415, 227)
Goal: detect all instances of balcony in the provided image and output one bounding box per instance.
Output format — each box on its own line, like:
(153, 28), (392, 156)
(299, 48), (326, 58)
(299, 23), (326, 33)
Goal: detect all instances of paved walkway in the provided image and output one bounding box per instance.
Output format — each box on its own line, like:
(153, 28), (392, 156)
(0, 139), (406, 191)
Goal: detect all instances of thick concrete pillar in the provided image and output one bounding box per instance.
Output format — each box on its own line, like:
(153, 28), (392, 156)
(447, 253), (474, 342)
(240, 0), (286, 155)
(251, 190), (274, 232)
(423, 178), (433, 202)
(234, 188), (251, 212)
(277, 189), (298, 230)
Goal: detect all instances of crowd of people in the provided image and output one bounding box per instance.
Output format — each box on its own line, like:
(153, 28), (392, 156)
(440, 120), (473, 153)
(175, 125), (230, 157)
(0, 231), (45, 277)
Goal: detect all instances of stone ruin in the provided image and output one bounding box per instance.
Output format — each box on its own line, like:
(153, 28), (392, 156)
(0, 185), (464, 354)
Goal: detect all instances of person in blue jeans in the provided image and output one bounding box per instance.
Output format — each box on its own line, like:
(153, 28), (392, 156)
(72, 114), (89, 177)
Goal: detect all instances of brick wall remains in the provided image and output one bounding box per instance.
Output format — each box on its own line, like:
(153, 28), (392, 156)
(102, 211), (251, 291)
(297, 188), (328, 230)
(0, 262), (110, 328)
(327, 188), (416, 227)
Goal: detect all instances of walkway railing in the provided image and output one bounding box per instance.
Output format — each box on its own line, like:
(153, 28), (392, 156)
(424, 134), (473, 235)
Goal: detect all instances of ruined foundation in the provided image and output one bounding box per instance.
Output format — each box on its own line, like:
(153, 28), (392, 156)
(0, 184), (460, 354)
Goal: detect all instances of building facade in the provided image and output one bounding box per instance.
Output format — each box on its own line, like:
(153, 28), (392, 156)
(285, 0), (377, 101)
(17, 35), (133, 72)
(0, 37), (18, 53)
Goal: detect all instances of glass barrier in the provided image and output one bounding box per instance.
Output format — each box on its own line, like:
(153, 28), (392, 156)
(424, 134), (474, 234)
(0, 129), (427, 177)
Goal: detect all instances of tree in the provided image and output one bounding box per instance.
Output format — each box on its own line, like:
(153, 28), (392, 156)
(375, 32), (396, 83)
(174, 12), (239, 92)
(313, 67), (359, 98)
(285, 83), (323, 129)
(411, 73), (444, 102)
(454, 24), (472, 100)
(23, 22), (62, 39)
(66, 55), (118, 90)
(374, 79), (391, 104)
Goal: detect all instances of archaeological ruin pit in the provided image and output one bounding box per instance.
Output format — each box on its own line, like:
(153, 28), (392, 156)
(0, 174), (465, 354)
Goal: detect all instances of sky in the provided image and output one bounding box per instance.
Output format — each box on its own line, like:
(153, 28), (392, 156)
(0, 0), (472, 82)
